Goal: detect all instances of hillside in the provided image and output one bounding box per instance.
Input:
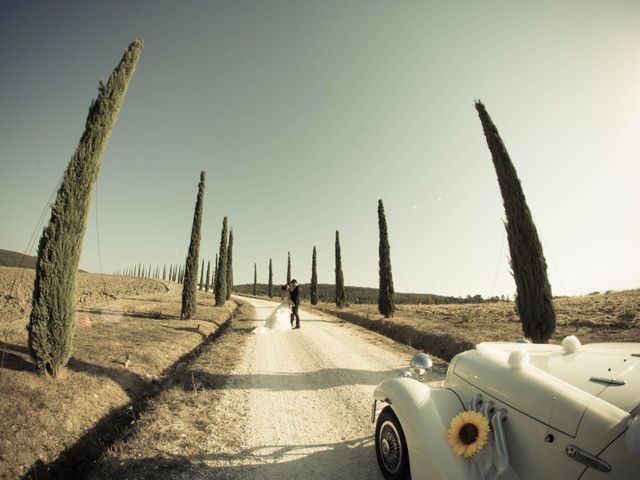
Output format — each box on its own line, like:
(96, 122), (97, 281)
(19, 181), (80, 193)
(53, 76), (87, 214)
(0, 248), (38, 269)
(233, 283), (492, 305)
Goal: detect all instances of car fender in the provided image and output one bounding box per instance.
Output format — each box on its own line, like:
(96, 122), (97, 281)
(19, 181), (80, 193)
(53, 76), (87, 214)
(374, 377), (470, 480)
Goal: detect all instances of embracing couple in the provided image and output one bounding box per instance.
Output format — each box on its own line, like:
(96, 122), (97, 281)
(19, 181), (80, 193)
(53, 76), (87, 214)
(253, 280), (301, 333)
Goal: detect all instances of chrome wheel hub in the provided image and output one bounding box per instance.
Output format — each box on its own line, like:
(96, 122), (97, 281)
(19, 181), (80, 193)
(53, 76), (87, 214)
(379, 420), (402, 473)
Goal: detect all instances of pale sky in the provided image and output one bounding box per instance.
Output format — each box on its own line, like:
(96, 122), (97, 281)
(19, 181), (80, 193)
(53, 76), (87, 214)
(1, 0), (639, 298)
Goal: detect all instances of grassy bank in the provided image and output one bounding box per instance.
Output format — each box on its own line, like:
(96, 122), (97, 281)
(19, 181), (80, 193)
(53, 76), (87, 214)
(0, 268), (236, 479)
(308, 289), (640, 361)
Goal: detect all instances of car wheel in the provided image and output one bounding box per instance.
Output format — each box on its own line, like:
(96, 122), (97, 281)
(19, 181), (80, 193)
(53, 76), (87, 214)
(375, 406), (410, 480)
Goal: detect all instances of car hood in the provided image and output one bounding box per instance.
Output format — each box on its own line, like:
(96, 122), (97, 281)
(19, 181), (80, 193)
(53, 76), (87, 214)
(451, 342), (639, 437)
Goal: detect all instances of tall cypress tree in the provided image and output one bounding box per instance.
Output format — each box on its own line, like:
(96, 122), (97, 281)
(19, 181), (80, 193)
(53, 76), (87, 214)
(268, 258), (273, 298)
(162, 263), (166, 281)
(199, 259), (205, 291)
(475, 100), (556, 343)
(181, 171), (205, 319)
(253, 263), (257, 296)
(287, 251), (291, 284)
(214, 217), (228, 306)
(226, 229), (234, 300)
(310, 246), (318, 306)
(335, 231), (346, 308)
(28, 39), (143, 376)
(205, 260), (211, 292)
(378, 199), (395, 317)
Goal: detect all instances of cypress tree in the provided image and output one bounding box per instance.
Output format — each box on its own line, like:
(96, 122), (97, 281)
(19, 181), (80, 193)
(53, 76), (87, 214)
(214, 217), (228, 306)
(287, 251), (291, 284)
(181, 171), (206, 319)
(475, 100), (556, 343)
(226, 229), (234, 300)
(28, 39), (143, 376)
(162, 263), (166, 281)
(199, 259), (205, 291)
(205, 260), (211, 292)
(335, 230), (346, 308)
(268, 258), (273, 298)
(310, 246), (318, 305)
(378, 199), (395, 318)
(213, 254), (218, 289)
(253, 263), (257, 296)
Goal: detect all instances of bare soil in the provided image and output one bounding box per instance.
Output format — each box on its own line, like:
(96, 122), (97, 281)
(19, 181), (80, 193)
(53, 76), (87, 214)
(0, 267), (236, 480)
(312, 289), (640, 361)
(88, 296), (445, 480)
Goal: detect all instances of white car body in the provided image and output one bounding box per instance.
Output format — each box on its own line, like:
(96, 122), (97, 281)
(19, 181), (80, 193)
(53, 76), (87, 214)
(372, 340), (640, 479)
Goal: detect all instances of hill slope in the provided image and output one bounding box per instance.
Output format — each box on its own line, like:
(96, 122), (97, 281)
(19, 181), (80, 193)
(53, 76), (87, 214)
(0, 248), (38, 269)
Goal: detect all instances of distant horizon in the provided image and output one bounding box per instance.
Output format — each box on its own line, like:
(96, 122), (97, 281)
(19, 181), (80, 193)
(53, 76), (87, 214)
(1, 1), (639, 299)
(1, 246), (637, 299)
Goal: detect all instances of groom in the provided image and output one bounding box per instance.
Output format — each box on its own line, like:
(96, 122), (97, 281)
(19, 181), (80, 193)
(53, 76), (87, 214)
(289, 279), (301, 329)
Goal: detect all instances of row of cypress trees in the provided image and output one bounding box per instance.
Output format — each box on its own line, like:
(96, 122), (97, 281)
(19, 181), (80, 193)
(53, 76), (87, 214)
(117, 261), (214, 286)
(26, 38), (241, 377)
(255, 206), (388, 314)
(181, 184), (234, 317)
(26, 36), (553, 381)
(252, 106), (555, 344)
(118, 175), (233, 320)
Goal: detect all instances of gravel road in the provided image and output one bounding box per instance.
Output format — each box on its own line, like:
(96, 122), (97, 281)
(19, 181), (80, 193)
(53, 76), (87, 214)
(211, 295), (445, 479)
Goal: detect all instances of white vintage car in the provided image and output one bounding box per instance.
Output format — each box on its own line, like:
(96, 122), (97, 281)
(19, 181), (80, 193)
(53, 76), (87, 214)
(372, 337), (640, 479)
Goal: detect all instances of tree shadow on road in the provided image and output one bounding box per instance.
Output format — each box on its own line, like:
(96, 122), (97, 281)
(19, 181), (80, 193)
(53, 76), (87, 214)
(185, 366), (403, 392)
(90, 436), (382, 480)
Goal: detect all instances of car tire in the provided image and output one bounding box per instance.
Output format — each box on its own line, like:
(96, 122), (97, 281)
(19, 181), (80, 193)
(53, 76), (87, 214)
(375, 406), (410, 480)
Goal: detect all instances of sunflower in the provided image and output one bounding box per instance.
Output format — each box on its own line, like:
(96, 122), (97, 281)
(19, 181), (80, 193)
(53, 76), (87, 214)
(447, 411), (490, 458)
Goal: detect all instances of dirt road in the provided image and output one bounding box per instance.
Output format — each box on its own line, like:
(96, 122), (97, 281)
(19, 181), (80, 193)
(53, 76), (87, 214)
(205, 295), (445, 479)
(90, 295), (445, 479)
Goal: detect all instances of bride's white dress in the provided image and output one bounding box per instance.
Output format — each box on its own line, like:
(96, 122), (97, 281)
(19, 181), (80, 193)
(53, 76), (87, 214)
(253, 293), (292, 333)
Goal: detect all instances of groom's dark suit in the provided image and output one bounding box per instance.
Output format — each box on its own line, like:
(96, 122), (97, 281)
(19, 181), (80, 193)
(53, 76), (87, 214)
(290, 285), (301, 328)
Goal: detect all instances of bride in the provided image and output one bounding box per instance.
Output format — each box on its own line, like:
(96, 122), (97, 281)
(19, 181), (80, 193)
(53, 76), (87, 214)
(253, 284), (292, 333)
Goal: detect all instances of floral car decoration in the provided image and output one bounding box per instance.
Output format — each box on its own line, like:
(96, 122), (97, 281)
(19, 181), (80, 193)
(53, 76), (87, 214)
(371, 336), (640, 480)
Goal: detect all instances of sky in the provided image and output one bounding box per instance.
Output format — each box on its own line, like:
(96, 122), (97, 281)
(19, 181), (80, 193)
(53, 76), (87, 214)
(1, 0), (639, 298)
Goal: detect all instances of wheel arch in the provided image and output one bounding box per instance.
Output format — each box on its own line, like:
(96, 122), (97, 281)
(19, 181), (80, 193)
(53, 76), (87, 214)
(373, 378), (471, 480)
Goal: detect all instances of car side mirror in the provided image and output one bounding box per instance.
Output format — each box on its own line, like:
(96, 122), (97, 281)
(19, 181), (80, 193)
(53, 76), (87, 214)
(410, 353), (433, 381)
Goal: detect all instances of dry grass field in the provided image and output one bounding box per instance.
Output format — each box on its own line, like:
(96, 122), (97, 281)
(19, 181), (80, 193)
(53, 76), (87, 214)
(312, 289), (640, 361)
(0, 267), (236, 480)
(2, 267), (639, 479)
